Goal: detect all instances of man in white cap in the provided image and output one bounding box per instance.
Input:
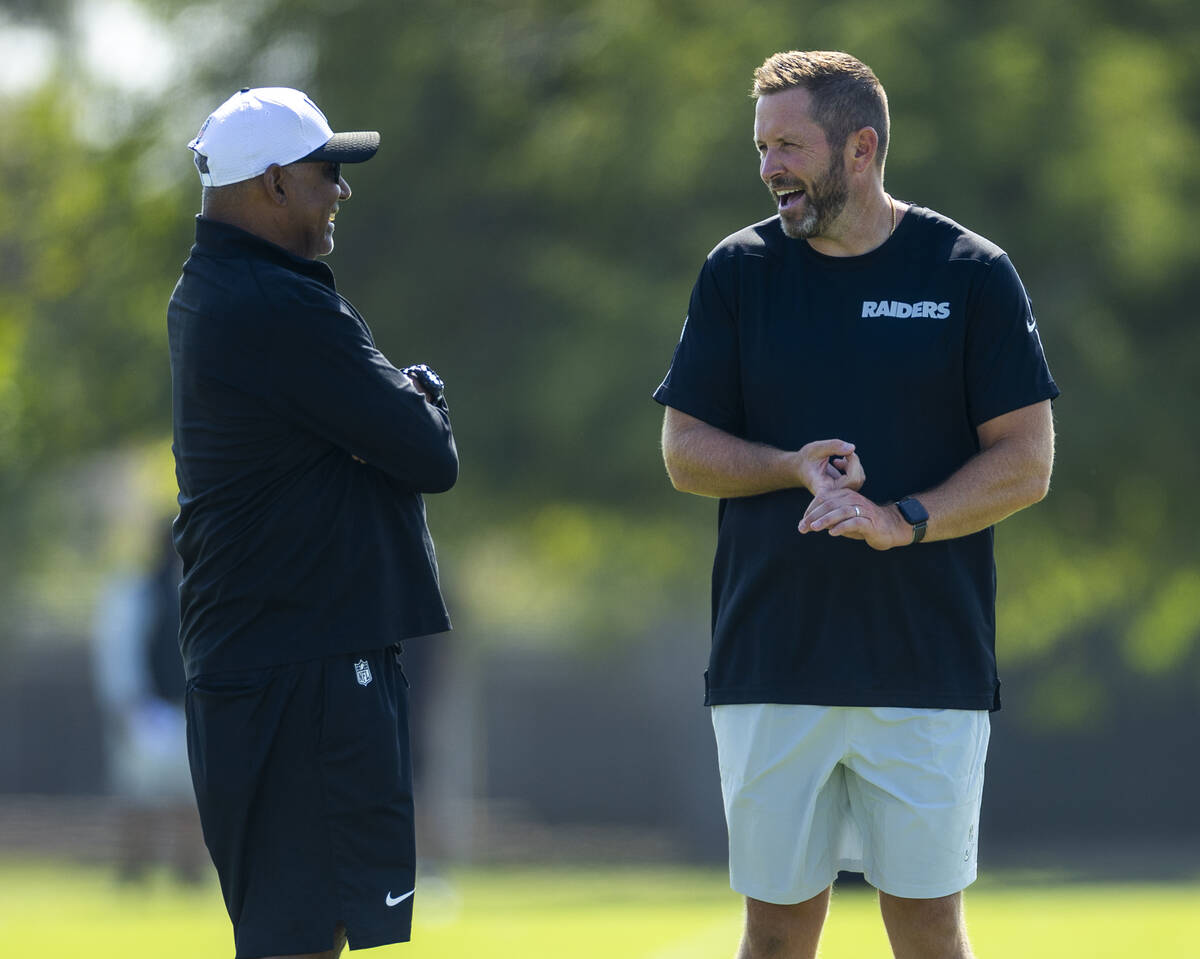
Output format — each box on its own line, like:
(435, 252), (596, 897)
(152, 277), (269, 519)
(187, 86), (382, 259)
(169, 87), (458, 959)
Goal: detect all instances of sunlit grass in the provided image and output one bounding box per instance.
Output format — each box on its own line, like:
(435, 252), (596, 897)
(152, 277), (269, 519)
(1, 860), (1197, 958)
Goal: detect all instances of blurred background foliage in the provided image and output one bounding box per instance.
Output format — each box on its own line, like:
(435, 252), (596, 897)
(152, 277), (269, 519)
(1, 0), (1199, 726)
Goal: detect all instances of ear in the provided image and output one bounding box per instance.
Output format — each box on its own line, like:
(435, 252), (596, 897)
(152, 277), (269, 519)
(261, 164), (288, 206)
(848, 127), (879, 174)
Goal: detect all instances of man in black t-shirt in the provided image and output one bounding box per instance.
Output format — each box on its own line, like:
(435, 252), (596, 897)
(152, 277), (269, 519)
(654, 52), (1057, 959)
(170, 88), (457, 959)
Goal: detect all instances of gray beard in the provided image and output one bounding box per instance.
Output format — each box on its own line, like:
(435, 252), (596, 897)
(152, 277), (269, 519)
(778, 157), (849, 240)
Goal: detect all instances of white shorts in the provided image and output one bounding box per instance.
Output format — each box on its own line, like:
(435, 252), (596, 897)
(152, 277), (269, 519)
(712, 704), (990, 903)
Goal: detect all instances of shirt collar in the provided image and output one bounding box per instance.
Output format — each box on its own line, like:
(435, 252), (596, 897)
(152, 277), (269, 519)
(192, 216), (337, 290)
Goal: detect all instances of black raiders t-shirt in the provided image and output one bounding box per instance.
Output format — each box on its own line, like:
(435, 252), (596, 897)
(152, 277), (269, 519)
(653, 206), (1059, 711)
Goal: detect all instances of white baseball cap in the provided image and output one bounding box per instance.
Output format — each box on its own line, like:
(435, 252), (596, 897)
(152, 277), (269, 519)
(188, 87), (380, 187)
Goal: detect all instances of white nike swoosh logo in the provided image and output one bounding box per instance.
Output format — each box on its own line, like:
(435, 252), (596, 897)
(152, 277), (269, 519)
(385, 888), (415, 907)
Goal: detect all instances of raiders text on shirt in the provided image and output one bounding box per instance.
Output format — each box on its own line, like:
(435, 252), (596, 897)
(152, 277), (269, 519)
(861, 300), (950, 318)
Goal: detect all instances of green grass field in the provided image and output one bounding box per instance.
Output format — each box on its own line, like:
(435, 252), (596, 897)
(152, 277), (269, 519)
(2, 861), (1198, 958)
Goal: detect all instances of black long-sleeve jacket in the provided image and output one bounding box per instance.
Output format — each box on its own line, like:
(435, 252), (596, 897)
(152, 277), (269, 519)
(168, 217), (457, 679)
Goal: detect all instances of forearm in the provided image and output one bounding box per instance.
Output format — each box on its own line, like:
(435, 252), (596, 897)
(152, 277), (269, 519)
(912, 432), (1053, 543)
(663, 423), (803, 499)
(339, 386), (457, 490)
(660, 406), (860, 499)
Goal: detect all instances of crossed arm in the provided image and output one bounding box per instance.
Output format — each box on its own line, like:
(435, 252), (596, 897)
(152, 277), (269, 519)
(660, 400), (1055, 550)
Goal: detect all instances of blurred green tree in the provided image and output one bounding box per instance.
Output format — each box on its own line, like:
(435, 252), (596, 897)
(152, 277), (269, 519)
(2, 0), (1198, 715)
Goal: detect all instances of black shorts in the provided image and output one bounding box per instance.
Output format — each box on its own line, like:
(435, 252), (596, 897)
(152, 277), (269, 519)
(186, 645), (415, 958)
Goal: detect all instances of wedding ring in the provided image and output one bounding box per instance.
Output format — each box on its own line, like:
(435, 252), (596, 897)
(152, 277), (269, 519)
(853, 506), (861, 517)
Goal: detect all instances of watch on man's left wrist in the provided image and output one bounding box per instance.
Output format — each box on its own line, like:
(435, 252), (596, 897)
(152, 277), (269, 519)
(895, 496), (929, 545)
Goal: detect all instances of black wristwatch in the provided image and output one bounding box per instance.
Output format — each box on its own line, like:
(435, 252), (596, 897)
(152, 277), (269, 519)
(895, 496), (929, 545)
(402, 363), (445, 402)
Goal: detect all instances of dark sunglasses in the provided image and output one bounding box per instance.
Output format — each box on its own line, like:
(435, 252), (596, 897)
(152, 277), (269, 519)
(300, 160), (342, 183)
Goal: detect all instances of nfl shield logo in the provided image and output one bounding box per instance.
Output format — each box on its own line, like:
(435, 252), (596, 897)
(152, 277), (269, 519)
(354, 659), (373, 687)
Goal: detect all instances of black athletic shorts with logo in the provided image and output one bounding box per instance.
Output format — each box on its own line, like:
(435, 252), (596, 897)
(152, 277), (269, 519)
(186, 644), (415, 958)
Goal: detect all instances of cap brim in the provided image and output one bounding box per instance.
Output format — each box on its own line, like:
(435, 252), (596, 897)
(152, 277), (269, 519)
(300, 131), (380, 164)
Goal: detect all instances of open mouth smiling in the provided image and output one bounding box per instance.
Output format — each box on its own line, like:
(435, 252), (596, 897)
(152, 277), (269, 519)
(774, 187), (805, 210)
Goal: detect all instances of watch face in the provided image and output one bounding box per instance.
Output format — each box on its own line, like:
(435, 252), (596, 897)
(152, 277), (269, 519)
(897, 497), (929, 525)
(404, 364), (444, 396)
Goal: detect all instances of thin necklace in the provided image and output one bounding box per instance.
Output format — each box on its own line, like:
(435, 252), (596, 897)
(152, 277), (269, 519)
(886, 194), (897, 236)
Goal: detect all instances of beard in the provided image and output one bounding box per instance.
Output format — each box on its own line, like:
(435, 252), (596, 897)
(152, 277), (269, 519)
(775, 154), (849, 240)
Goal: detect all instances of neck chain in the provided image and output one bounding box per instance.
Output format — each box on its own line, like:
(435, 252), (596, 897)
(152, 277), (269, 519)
(886, 194), (897, 237)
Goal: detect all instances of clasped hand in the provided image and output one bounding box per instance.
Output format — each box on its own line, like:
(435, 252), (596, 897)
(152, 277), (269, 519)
(794, 439), (903, 551)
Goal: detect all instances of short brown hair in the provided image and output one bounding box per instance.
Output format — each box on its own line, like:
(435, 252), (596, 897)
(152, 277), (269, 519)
(752, 51), (890, 168)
